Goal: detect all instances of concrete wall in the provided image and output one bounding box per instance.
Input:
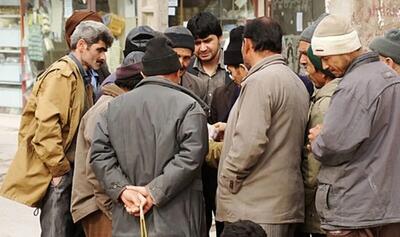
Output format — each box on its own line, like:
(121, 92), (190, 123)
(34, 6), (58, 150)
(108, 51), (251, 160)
(326, 0), (400, 46)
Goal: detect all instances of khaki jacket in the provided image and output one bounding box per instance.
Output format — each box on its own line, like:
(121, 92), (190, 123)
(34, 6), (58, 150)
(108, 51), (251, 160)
(0, 56), (90, 207)
(216, 55), (309, 224)
(71, 83), (124, 223)
(301, 78), (339, 234)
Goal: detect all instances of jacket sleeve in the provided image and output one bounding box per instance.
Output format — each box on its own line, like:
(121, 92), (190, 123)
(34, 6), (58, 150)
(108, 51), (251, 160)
(311, 87), (374, 166)
(90, 108), (131, 201)
(219, 80), (271, 194)
(83, 111), (113, 218)
(147, 107), (208, 207)
(31, 70), (72, 177)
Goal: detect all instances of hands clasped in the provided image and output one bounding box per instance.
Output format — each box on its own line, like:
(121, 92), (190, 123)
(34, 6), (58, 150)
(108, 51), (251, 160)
(120, 186), (154, 217)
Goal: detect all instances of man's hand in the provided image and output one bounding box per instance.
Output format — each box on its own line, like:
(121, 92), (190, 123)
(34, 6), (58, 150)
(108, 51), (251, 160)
(213, 122), (227, 141)
(307, 124), (323, 151)
(125, 186), (154, 215)
(120, 188), (147, 217)
(51, 176), (63, 186)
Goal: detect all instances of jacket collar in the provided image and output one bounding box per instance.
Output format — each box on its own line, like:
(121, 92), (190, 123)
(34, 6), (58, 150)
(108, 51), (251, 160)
(137, 76), (209, 112)
(345, 52), (380, 75)
(312, 78), (340, 101)
(68, 52), (90, 85)
(242, 54), (285, 85)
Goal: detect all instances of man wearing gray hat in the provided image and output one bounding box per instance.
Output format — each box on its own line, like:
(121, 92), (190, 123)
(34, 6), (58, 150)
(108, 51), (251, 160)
(165, 26), (207, 102)
(369, 29), (400, 74)
(308, 15), (400, 236)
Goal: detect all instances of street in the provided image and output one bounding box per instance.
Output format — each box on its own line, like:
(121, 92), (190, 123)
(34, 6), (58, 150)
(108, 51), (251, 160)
(0, 113), (41, 237)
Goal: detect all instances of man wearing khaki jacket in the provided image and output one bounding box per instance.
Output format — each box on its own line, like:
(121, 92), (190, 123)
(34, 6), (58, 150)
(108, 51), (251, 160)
(216, 17), (309, 237)
(0, 21), (113, 237)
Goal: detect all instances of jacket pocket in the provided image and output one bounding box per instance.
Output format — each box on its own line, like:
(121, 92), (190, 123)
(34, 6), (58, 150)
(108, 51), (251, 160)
(315, 183), (331, 219)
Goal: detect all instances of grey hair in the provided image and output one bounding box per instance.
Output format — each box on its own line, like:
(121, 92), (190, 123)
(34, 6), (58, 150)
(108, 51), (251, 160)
(70, 20), (114, 49)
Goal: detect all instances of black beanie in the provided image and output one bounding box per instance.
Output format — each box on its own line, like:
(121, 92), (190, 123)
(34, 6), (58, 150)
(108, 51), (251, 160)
(164, 26), (195, 51)
(124, 25), (156, 57)
(224, 26), (245, 66)
(142, 37), (181, 76)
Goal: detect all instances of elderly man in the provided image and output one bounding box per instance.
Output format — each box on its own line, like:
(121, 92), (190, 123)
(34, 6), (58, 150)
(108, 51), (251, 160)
(165, 26), (207, 101)
(309, 15), (400, 236)
(90, 37), (208, 236)
(369, 29), (400, 74)
(216, 17), (309, 237)
(0, 21), (113, 237)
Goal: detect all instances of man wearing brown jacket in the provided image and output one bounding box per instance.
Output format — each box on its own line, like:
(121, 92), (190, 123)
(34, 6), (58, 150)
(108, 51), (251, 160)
(0, 21), (113, 237)
(216, 17), (309, 237)
(71, 56), (143, 237)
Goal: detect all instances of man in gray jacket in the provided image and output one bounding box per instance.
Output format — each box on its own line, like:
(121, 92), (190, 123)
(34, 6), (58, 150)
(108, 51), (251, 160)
(90, 37), (208, 236)
(309, 15), (400, 236)
(216, 17), (309, 237)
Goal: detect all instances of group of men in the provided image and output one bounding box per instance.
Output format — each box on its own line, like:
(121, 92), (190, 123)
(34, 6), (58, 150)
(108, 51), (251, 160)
(1, 8), (400, 237)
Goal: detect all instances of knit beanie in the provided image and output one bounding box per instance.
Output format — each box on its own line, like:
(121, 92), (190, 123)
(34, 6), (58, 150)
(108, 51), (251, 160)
(307, 46), (336, 78)
(311, 15), (361, 56)
(65, 10), (103, 49)
(300, 13), (329, 43)
(142, 37), (181, 76)
(369, 29), (400, 65)
(224, 26), (244, 65)
(164, 26), (195, 52)
(124, 25), (156, 57)
(116, 62), (143, 81)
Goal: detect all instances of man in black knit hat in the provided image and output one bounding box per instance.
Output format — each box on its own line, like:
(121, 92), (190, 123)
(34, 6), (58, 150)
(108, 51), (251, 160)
(91, 36), (209, 236)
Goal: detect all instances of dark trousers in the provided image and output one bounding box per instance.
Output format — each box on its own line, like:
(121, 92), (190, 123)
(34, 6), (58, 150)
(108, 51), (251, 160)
(202, 164), (224, 236)
(325, 222), (400, 237)
(40, 170), (84, 237)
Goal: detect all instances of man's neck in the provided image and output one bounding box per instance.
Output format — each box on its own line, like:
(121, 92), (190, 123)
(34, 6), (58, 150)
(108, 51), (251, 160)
(249, 50), (278, 68)
(70, 51), (88, 71)
(201, 49), (221, 76)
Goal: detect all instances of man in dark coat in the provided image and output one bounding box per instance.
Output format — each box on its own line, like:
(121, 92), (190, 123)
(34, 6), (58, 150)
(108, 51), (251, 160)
(90, 37), (208, 237)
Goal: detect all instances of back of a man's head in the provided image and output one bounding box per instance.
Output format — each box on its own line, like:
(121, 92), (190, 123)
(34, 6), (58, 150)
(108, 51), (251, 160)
(70, 20), (113, 50)
(221, 220), (267, 237)
(124, 25), (156, 57)
(243, 17), (282, 54)
(142, 37), (181, 77)
(187, 12), (222, 39)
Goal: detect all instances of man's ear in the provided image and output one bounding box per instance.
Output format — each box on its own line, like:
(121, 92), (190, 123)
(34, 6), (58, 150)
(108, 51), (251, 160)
(384, 57), (395, 68)
(76, 38), (87, 51)
(242, 38), (252, 55)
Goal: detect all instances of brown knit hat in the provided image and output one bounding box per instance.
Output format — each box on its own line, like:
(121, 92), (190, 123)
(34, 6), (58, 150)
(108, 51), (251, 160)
(65, 10), (103, 49)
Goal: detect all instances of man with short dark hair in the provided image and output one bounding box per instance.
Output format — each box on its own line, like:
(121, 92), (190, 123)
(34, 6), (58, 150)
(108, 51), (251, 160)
(187, 12), (229, 235)
(309, 14), (400, 237)
(0, 20), (113, 237)
(216, 17), (309, 237)
(90, 37), (209, 236)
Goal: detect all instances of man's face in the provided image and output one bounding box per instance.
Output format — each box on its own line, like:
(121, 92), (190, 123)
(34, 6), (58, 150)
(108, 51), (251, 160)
(298, 41), (310, 68)
(227, 65), (247, 85)
(194, 35), (221, 63)
(81, 40), (107, 70)
(173, 47), (192, 77)
(306, 57), (327, 88)
(320, 54), (352, 78)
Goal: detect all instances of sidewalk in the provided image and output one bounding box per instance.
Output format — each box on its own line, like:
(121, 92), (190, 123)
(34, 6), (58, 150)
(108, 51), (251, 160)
(0, 112), (217, 236)
(0, 113), (41, 237)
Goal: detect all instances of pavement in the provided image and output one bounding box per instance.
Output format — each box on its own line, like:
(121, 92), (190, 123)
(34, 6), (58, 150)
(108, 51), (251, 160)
(0, 113), (41, 237)
(0, 112), (216, 237)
